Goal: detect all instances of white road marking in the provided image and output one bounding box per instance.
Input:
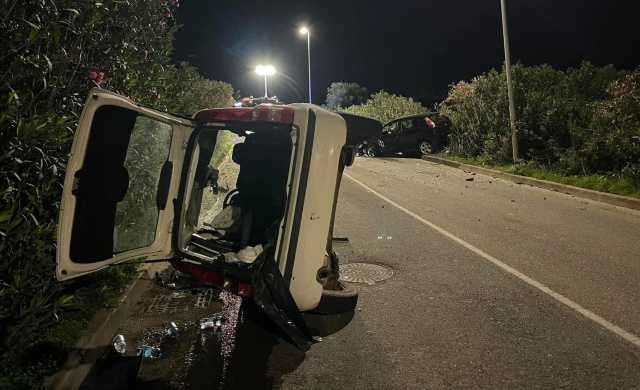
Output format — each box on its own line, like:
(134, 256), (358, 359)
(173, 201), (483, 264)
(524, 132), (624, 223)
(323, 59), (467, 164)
(344, 172), (640, 349)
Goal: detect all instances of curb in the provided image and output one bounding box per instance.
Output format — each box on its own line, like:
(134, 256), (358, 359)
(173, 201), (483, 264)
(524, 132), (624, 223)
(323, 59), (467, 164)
(47, 263), (168, 390)
(422, 156), (640, 212)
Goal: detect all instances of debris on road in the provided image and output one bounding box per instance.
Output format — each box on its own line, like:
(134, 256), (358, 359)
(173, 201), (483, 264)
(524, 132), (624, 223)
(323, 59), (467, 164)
(138, 345), (163, 359)
(166, 322), (179, 337)
(112, 334), (127, 355)
(200, 313), (224, 331)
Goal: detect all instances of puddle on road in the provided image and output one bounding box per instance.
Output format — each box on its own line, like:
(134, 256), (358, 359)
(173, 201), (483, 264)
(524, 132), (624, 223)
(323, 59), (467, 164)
(126, 276), (304, 390)
(81, 266), (308, 390)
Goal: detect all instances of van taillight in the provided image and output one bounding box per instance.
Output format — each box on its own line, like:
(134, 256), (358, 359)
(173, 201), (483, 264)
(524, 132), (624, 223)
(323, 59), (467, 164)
(425, 117), (436, 129)
(195, 105), (295, 125)
(170, 260), (253, 298)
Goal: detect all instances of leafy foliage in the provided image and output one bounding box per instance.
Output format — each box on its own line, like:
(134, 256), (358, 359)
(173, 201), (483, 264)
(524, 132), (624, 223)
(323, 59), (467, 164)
(343, 91), (426, 124)
(325, 81), (369, 110)
(439, 63), (638, 186)
(0, 1), (233, 387)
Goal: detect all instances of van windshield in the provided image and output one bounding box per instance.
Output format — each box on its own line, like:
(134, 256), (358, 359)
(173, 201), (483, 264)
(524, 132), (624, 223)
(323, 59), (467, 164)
(180, 126), (294, 264)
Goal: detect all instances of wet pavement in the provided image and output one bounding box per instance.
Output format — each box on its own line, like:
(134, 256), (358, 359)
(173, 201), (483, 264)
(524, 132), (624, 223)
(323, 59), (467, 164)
(75, 157), (640, 389)
(78, 267), (309, 390)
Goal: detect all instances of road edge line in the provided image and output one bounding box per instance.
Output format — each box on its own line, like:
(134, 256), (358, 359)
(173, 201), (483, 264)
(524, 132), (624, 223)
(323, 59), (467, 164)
(422, 155), (640, 212)
(344, 172), (640, 350)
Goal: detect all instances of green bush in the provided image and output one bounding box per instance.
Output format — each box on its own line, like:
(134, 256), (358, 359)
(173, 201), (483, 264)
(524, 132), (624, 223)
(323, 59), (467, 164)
(0, 1), (234, 388)
(579, 71), (640, 185)
(343, 90), (426, 124)
(325, 81), (369, 110)
(439, 63), (638, 187)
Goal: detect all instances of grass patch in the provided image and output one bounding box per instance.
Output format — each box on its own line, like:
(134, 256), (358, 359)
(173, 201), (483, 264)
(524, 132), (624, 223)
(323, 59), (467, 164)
(0, 265), (139, 390)
(435, 153), (640, 199)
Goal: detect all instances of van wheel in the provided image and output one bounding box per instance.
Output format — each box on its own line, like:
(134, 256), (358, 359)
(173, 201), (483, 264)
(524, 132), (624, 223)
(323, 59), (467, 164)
(366, 145), (378, 157)
(418, 140), (434, 156)
(312, 281), (358, 315)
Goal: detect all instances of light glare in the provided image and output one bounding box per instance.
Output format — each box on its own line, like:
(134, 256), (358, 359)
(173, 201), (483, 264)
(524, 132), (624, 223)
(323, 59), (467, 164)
(255, 64), (276, 76)
(299, 26), (309, 35)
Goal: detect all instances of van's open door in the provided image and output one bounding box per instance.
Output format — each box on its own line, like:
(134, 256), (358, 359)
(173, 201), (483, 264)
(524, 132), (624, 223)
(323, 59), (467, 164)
(56, 90), (195, 280)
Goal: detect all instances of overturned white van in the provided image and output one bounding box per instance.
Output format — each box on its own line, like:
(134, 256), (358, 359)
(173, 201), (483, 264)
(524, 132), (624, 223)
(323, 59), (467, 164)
(56, 89), (382, 349)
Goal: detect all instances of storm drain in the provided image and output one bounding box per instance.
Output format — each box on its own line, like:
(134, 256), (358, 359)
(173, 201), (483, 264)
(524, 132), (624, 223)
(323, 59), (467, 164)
(339, 263), (393, 286)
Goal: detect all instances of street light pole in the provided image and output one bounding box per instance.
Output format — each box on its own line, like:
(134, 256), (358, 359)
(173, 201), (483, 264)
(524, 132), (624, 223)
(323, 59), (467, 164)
(264, 74), (268, 98)
(500, 0), (520, 162)
(255, 65), (276, 98)
(299, 26), (312, 104)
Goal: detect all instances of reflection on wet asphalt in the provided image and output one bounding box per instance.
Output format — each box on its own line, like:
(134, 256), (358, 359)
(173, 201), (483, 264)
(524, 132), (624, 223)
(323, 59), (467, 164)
(78, 266), (308, 390)
(133, 286), (304, 390)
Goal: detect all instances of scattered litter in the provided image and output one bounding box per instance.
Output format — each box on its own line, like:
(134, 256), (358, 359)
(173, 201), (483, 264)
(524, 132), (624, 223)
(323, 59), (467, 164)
(312, 336), (323, 342)
(200, 314), (224, 331)
(112, 334), (127, 355)
(166, 321), (179, 337)
(223, 245), (264, 264)
(466, 177), (474, 182)
(172, 291), (188, 299)
(138, 345), (163, 359)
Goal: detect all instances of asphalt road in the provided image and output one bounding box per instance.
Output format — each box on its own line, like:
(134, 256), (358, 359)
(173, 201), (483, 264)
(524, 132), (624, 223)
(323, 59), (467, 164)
(278, 157), (640, 389)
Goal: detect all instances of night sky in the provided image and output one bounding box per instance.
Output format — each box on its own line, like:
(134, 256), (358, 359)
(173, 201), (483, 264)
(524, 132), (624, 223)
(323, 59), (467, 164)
(173, 0), (639, 106)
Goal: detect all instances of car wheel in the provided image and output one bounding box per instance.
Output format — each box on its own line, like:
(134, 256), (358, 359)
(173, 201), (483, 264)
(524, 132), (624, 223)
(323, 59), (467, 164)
(366, 145), (378, 157)
(418, 140), (434, 156)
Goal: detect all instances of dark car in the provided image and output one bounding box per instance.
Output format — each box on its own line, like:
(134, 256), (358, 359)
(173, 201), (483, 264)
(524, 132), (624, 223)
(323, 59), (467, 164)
(360, 113), (450, 157)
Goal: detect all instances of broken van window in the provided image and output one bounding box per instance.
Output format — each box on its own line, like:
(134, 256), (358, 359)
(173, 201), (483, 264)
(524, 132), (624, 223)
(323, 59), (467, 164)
(180, 126), (293, 262)
(114, 116), (172, 252)
(70, 106), (173, 262)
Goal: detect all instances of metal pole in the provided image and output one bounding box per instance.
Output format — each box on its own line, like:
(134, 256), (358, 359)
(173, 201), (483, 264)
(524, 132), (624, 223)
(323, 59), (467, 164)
(500, 0), (519, 162)
(264, 74), (268, 98)
(306, 32), (312, 104)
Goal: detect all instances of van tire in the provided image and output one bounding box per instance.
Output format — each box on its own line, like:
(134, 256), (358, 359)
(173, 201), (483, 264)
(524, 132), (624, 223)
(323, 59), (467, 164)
(312, 281), (358, 315)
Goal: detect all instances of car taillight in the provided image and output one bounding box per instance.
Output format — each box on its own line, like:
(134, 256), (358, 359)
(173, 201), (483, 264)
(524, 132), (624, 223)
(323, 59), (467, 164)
(195, 105), (295, 125)
(425, 117), (437, 129)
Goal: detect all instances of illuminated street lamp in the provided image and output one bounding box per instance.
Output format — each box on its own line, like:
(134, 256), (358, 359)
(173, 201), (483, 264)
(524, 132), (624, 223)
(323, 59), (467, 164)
(255, 64), (276, 98)
(299, 26), (312, 103)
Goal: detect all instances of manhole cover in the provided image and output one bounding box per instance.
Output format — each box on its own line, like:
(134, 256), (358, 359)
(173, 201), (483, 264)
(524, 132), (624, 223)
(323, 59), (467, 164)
(339, 263), (393, 285)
